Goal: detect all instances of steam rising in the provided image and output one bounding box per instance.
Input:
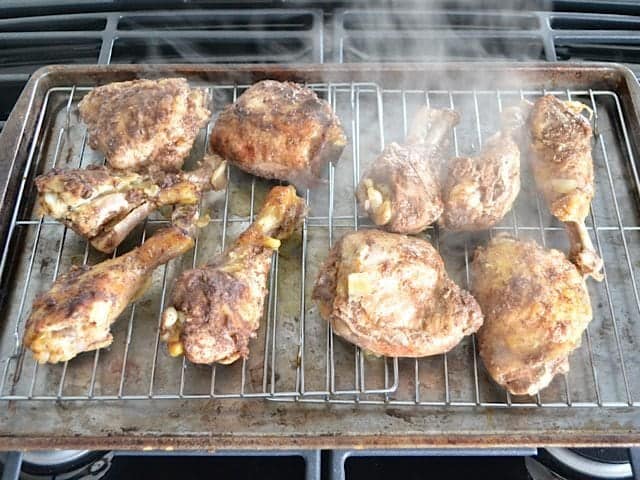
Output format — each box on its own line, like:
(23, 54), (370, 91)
(119, 5), (552, 229)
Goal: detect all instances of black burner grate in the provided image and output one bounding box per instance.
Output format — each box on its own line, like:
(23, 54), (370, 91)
(334, 9), (640, 68)
(0, 75), (26, 133)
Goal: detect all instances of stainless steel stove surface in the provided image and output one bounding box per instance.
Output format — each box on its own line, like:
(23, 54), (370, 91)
(1, 2), (640, 480)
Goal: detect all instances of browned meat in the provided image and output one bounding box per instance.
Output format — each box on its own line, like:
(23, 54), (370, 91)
(79, 78), (210, 172)
(356, 107), (459, 234)
(312, 229), (483, 357)
(529, 94), (603, 280)
(209, 80), (347, 187)
(161, 185), (307, 364)
(35, 154), (227, 253)
(439, 105), (526, 231)
(472, 235), (592, 396)
(24, 225), (194, 364)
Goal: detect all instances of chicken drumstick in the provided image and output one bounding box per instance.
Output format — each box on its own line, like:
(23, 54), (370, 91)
(356, 106), (459, 234)
(439, 104), (527, 231)
(529, 94), (603, 281)
(24, 210), (196, 364)
(161, 185), (306, 364)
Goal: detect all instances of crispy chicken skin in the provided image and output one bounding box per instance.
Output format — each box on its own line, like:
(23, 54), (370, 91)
(529, 95), (603, 280)
(312, 229), (483, 357)
(24, 225), (195, 364)
(440, 105), (526, 231)
(209, 80), (347, 187)
(79, 78), (210, 172)
(36, 154), (227, 253)
(161, 186), (307, 364)
(356, 107), (459, 234)
(472, 235), (592, 396)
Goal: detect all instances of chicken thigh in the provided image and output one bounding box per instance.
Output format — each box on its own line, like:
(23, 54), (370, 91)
(529, 95), (603, 280)
(209, 80), (347, 187)
(79, 78), (210, 172)
(36, 154), (227, 253)
(356, 107), (459, 234)
(472, 235), (592, 396)
(161, 185), (306, 364)
(312, 229), (483, 357)
(439, 104), (527, 231)
(24, 222), (195, 364)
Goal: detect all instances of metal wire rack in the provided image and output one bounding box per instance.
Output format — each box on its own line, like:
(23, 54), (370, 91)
(0, 80), (639, 409)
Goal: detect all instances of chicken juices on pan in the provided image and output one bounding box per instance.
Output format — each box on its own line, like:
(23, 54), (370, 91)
(79, 78), (210, 173)
(472, 235), (592, 396)
(209, 80), (347, 187)
(356, 107), (459, 234)
(439, 104), (528, 231)
(529, 94), (603, 281)
(313, 229), (483, 357)
(161, 186), (307, 364)
(35, 154), (227, 253)
(24, 206), (198, 364)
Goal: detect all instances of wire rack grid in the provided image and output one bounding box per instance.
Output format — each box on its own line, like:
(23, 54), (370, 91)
(0, 80), (639, 409)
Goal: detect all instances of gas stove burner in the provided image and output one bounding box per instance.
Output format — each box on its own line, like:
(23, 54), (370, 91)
(527, 448), (633, 480)
(17, 451), (112, 480)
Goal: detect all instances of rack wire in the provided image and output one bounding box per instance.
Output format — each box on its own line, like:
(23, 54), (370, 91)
(0, 81), (638, 409)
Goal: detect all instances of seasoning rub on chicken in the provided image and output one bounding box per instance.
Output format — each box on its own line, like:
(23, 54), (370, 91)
(161, 185), (306, 364)
(36, 154), (227, 253)
(209, 80), (347, 187)
(472, 235), (592, 396)
(313, 229), (483, 357)
(79, 78), (210, 172)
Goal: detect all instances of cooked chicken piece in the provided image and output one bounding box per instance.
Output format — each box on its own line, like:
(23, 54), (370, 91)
(439, 104), (527, 231)
(472, 235), (592, 396)
(36, 154), (226, 253)
(79, 78), (210, 172)
(209, 80), (347, 187)
(312, 229), (483, 357)
(356, 107), (459, 234)
(161, 185), (306, 364)
(529, 95), (603, 280)
(24, 221), (195, 364)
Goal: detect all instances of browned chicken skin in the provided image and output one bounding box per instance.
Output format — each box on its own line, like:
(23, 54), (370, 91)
(79, 78), (210, 172)
(161, 186), (307, 364)
(209, 80), (347, 187)
(529, 95), (603, 281)
(36, 154), (227, 253)
(472, 235), (592, 396)
(439, 105), (526, 231)
(356, 107), (459, 234)
(313, 229), (483, 357)
(23, 223), (195, 364)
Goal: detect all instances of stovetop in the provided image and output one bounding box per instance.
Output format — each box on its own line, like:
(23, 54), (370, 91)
(1, 448), (637, 479)
(0, 2), (639, 480)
